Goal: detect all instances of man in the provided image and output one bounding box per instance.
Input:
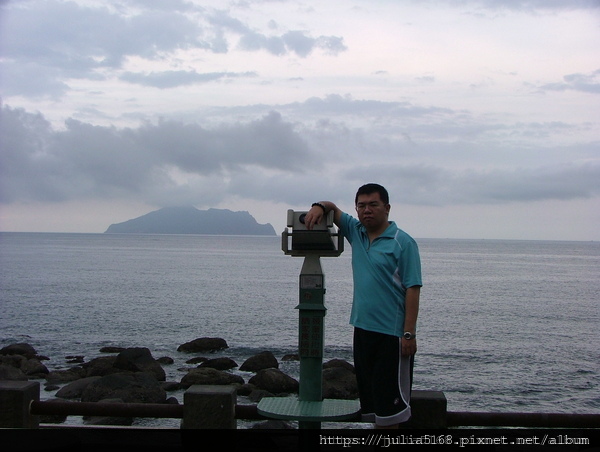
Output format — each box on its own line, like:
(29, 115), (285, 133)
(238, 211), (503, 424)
(304, 183), (422, 428)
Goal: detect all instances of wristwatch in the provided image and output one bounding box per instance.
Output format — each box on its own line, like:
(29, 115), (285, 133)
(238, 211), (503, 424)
(403, 332), (416, 340)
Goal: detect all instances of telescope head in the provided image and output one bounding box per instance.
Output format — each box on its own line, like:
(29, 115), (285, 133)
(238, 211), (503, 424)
(281, 209), (344, 257)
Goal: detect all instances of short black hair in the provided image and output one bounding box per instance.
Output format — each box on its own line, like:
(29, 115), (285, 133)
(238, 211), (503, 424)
(355, 183), (389, 205)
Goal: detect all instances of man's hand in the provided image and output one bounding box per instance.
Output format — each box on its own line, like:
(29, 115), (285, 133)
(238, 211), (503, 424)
(304, 206), (324, 230)
(401, 337), (417, 356)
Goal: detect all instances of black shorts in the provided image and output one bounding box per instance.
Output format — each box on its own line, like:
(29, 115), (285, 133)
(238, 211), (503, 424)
(353, 327), (414, 426)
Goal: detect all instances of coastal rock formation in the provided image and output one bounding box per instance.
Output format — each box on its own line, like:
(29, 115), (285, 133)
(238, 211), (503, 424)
(180, 367), (244, 389)
(198, 357), (238, 371)
(322, 365), (358, 400)
(55, 376), (101, 399)
(81, 372), (167, 403)
(113, 347), (166, 381)
(0, 343), (38, 359)
(0, 354), (48, 378)
(0, 364), (27, 381)
(177, 337), (229, 353)
(240, 351), (279, 372)
(248, 368), (299, 394)
(0, 341), (358, 428)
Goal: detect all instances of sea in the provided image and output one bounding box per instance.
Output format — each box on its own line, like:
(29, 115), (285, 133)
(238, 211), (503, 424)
(0, 232), (598, 429)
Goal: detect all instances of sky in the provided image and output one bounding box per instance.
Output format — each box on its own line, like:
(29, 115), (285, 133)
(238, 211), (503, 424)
(1, 0), (599, 241)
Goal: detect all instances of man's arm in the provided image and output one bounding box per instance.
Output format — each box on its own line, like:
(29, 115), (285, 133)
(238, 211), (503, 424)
(304, 201), (342, 230)
(402, 286), (420, 356)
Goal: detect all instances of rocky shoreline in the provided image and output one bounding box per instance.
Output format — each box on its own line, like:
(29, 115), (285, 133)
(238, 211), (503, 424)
(0, 339), (358, 428)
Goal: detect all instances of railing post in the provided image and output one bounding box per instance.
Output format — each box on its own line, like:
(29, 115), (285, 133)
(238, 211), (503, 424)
(0, 380), (40, 428)
(408, 390), (448, 429)
(182, 385), (236, 429)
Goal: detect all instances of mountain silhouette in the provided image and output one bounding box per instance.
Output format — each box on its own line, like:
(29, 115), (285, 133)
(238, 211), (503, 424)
(104, 206), (276, 235)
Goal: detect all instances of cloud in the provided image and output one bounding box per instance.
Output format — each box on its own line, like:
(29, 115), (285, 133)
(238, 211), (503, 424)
(537, 70), (600, 94)
(0, 1), (346, 99)
(2, 103), (598, 211)
(0, 105), (312, 204)
(437, 0), (600, 12)
(119, 70), (258, 88)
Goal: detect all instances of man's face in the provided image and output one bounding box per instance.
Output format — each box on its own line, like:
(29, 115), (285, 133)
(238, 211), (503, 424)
(355, 192), (390, 231)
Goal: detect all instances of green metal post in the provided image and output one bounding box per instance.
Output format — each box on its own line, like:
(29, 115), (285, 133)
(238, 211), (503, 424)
(296, 254), (326, 429)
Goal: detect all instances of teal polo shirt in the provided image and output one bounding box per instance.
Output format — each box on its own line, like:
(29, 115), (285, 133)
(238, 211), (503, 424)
(339, 212), (422, 337)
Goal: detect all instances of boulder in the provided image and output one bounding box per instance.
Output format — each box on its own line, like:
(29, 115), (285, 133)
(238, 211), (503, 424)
(247, 388), (274, 402)
(248, 369), (298, 394)
(199, 357), (238, 371)
(185, 357), (207, 364)
(65, 355), (85, 364)
(323, 358), (355, 373)
(0, 343), (37, 359)
(240, 351), (278, 372)
(177, 337), (228, 353)
(82, 356), (120, 377)
(81, 372), (166, 404)
(46, 367), (87, 384)
(113, 347), (166, 381)
(282, 354), (299, 361)
(0, 354), (48, 377)
(322, 366), (359, 400)
(180, 368), (244, 389)
(56, 376), (101, 399)
(0, 363), (27, 381)
(21, 357), (49, 377)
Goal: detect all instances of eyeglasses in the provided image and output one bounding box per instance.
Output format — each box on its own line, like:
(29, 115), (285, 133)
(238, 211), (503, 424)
(356, 202), (384, 211)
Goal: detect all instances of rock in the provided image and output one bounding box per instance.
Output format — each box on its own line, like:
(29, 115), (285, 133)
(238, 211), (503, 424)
(21, 357), (49, 377)
(82, 356), (119, 377)
(236, 383), (255, 397)
(282, 354), (299, 361)
(81, 372), (167, 404)
(247, 389), (274, 402)
(0, 363), (27, 381)
(185, 357), (207, 364)
(248, 369), (298, 394)
(46, 367), (87, 384)
(322, 366), (359, 400)
(199, 357), (238, 371)
(165, 396), (179, 405)
(0, 343), (37, 359)
(0, 354), (48, 377)
(323, 358), (355, 373)
(240, 351), (278, 372)
(162, 381), (181, 391)
(157, 356), (174, 365)
(113, 347), (166, 381)
(177, 337), (228, 353)
(180, 368), (244, 389)
(55, 376), (101, 399)
(65, 355), (85, 364)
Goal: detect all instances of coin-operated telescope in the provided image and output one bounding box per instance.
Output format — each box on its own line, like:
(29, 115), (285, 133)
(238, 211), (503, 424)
(281, 209), (344, 257)
(258, 209), (358, 429)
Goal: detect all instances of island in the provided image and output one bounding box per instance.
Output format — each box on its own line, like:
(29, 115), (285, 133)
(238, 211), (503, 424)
(104, 206), (276, 236)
